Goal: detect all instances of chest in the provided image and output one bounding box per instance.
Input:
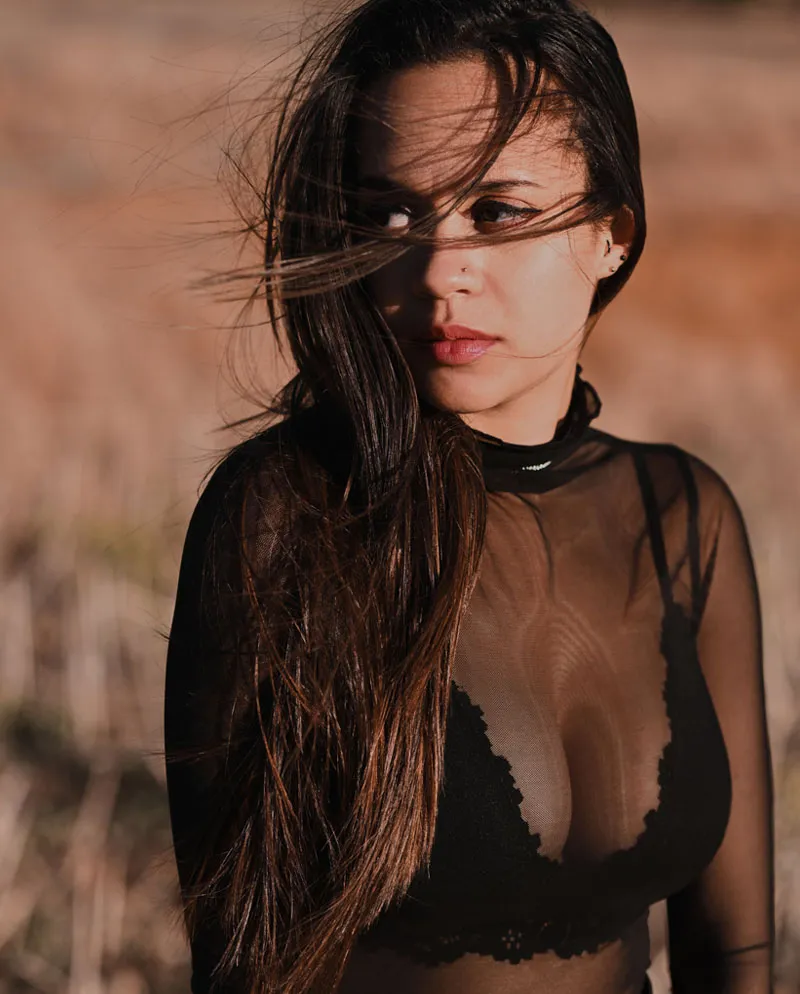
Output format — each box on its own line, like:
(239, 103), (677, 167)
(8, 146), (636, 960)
(358, 481), (733, 965)
(441, 492), (731, 893)
(452, 544), (671, 862)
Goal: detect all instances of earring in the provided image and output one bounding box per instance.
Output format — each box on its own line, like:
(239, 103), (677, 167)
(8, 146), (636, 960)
(605, 239), (611, 255)
(610, 265), (617, 274)
(620, 253), (628, 262)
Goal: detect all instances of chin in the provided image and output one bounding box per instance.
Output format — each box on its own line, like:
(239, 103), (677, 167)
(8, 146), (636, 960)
(414, 375), (506, 418)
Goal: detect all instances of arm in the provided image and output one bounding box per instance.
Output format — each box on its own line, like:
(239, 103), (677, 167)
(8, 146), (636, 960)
(667, 468), (775, 994)
(164, 441), (280, 994)
(164, 455), (246, 994)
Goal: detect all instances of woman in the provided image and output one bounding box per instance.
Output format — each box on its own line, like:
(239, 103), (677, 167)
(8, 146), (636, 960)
(164, 1), (774, 993)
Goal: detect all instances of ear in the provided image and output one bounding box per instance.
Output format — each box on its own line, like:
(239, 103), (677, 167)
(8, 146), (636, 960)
(596, 205), (636, 280)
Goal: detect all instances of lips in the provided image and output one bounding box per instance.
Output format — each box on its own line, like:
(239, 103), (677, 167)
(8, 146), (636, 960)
(419, 324), (500, 342)
(417, 335), (499, 366)
(400, 323), (500, 365)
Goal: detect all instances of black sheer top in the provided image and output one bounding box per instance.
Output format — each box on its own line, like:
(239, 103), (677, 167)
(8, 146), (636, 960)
(164, 369), (774, 994)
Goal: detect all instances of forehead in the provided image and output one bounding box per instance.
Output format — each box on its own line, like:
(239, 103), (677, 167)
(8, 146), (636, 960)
(355, 57), (584, 194)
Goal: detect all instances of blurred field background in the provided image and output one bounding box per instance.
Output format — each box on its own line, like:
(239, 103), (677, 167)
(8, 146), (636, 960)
(0, 0), (798, 991)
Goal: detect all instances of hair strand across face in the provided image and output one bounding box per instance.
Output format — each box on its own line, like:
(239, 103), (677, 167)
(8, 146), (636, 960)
(171, 4), (646, 993)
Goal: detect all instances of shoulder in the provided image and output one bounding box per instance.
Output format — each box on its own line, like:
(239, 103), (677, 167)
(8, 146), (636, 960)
(180, 404), (351, 576)
(590, 428), (750, 547)
(593, 428), (741, 504)
(183, 417), (290, 554)
(192, 403), (349, 524)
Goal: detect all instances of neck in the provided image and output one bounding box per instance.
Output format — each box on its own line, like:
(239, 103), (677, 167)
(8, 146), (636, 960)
(458, 359), (579, 446)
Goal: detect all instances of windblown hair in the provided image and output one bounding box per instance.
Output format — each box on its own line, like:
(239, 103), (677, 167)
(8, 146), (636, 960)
(171, 1), (646, 992)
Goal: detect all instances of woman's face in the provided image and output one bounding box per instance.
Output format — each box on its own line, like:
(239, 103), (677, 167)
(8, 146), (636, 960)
(356, 57), (626, 424)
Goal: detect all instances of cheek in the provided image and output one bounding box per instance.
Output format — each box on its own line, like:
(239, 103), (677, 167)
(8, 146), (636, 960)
(363, 231), (601, 330)
(492, 232), (595, 302)
(491, 233), (599, 325)
(363, 260), (406, 314)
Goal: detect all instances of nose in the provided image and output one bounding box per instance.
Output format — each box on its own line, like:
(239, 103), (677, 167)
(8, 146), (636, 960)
(412, 221), (483, 300)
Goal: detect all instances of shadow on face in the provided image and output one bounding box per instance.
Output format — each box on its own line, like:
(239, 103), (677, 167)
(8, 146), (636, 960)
(351, 57), (630, 434)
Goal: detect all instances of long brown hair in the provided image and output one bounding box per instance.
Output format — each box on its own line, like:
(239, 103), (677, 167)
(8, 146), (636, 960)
(169, 1), (646, 992)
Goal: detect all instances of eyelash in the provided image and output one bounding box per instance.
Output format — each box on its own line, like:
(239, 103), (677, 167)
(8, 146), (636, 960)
(471, 199), (543, 225)
(359, 198), (542, 231)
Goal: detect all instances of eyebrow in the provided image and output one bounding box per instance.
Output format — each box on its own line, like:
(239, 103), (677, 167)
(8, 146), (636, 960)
(474, 179), (544, 193)
(355, 176), (544, 195)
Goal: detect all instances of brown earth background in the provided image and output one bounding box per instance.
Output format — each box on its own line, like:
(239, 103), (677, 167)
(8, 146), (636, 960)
(0, 1), (799, 992)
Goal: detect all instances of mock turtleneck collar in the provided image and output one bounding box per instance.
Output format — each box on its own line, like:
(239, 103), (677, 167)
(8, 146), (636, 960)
(468, 365), (602, 493)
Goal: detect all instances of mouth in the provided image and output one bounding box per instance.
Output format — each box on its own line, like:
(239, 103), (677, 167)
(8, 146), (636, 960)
(409, 328), (500, 366)
(417, 324), (500, 343)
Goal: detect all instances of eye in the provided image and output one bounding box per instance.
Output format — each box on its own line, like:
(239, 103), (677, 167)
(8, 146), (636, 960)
(357, 203), (412, 232)
(384, 208), (411, 230)
(470, 199), (542, 227)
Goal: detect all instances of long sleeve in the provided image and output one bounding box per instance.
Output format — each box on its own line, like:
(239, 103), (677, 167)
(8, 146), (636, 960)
(164, 435), (286, 994)
(667, 465), (775, 994)
(164, 452), (249, 994)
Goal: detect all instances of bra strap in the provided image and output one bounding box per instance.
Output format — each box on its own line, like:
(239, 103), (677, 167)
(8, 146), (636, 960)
(674, 449), (705, 631)
(633, 450), (675, 613)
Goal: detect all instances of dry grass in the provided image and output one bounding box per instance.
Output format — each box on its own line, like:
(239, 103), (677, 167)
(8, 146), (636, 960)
(0, 1), (799, 991)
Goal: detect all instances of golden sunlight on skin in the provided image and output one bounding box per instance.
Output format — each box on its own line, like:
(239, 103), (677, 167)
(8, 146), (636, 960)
(357, 57), (631, 444)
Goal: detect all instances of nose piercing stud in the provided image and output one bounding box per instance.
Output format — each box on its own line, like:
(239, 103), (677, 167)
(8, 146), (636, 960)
(461, 267), (468, 273)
